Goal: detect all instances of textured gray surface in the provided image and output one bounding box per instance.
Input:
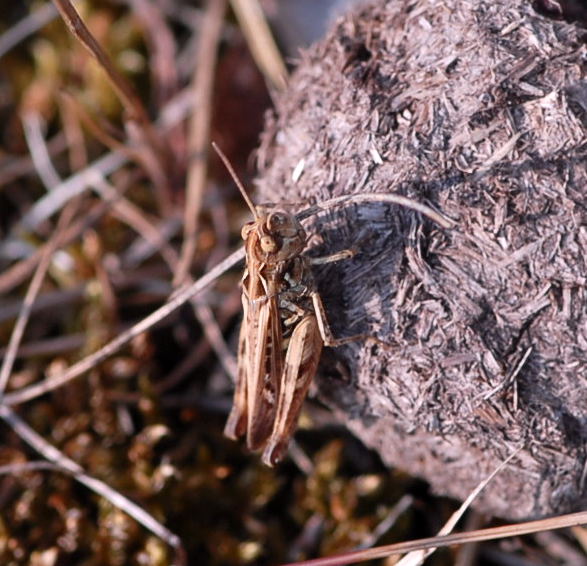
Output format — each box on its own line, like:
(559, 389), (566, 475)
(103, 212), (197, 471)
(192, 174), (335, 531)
(255, 0), (587, 519)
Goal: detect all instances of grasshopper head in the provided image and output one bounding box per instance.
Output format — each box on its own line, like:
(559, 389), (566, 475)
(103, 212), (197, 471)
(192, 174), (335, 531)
(243, 209), (307, 262)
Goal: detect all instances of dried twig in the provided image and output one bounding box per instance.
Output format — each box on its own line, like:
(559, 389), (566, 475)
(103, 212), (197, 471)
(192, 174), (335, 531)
(19, 149), (127, 230)
(0, 209), (73, 399)
(0, 201), (110, 294)
(92, 178), (181, 269)
(51, 0), (158, 138)
(229, 0), (287, 90)
(27, 91), (236, 396)
(129, 0), (186, 163)
(0, 2), (61, 58)
(356, 495), (414, 550)
(0, 334), (85, 359)
(16, 86), (194, 231)
(285, 511), (587, 566)
(190, 299), (238, 380)
(58, 92), (88, 171)
(0, 134), (66, 187)
(22, 113), (61, 189)
(3, 246), (245, 406)
(174, 0), (227, 285)
(0, 113), (81, 400)
(51, 0), (173, 208)
(129, 0), (180, 108)
(397, 450), (519, 566)
(0, 461), (64, 475)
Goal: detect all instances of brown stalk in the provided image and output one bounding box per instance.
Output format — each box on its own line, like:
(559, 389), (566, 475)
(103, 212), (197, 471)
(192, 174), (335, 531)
(51, 0), (172, 207)
(229, 0), (288, 90)
(2, 246), (246, 406)
(0, 201), (79, 399)
(0, 200), (111, 295)
(174, 0), (227, 286)
(284, 511), (587, 566)
(52, 0), (148, 126)
(0, 112), (85, 399)
(58, 88), (88, 171)
(129, 0), (187, 167)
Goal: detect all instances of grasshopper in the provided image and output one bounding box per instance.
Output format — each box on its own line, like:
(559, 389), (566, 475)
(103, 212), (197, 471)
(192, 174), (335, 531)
(213, 143), (373, 466)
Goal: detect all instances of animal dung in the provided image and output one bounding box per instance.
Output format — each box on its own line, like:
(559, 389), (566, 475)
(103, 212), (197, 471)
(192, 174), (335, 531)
(255, 0), (587, 519)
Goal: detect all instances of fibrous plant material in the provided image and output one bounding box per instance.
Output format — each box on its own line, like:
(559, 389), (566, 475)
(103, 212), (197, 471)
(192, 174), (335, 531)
(255, 0), (587, 520)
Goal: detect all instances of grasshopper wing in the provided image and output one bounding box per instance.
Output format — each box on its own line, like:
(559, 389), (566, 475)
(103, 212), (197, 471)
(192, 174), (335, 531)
(245, 292), (284, 450)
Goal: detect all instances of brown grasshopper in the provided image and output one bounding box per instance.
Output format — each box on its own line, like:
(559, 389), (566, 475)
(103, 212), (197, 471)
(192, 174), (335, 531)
(213, 143), (374, 466)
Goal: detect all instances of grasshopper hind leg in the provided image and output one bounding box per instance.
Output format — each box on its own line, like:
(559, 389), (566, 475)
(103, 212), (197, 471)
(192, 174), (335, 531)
(311, 292), (382, 347)
(262, 315), (322, 466)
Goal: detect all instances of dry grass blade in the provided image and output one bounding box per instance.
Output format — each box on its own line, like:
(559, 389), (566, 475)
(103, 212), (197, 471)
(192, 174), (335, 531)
(22, 113), (62, 189)
(96, 177), (237, 379)
(285, 511), (587, 566)
(0, 2), (60, 58)
(19, 149), (127, 230)
(356, 495), (414, 550)
(91, 177), (180, 269)
(51, 0), (172, 206)
(397, 450), (519, 565)
(0, 207), (73, 399)
(0, 334), (85, 359)
(190, 299), (238, 379)
(16, 86), (193, 232)
(58, 91), (134, 157)
(229, 0), (288, 89)
(3, 246), (245, 406)
(0, 461), (64, 475)
(174, 0), (227, 285)
(51, 0), (153, 129)
(0, 405), (185, 560)
(0, 112), (81, 399)
(0, 134), (66, 187)
(0, 201), (110, 295)
(129, 0), (180, 108)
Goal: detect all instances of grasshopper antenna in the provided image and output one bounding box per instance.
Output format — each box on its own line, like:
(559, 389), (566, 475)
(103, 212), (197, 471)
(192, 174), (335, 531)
(212, 142), (258, 218)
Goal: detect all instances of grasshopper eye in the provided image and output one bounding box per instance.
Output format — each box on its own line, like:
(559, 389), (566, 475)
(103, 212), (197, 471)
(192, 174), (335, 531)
(268, 213), (288, 228)
(260, 235), (277, 253)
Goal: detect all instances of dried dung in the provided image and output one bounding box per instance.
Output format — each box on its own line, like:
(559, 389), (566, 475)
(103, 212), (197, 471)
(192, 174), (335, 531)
(254, 0), (587, 519)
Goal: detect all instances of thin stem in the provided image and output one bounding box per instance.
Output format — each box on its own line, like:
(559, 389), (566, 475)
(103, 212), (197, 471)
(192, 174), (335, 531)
(174, 0), (227, 285)
(3, 247), (245, 406)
